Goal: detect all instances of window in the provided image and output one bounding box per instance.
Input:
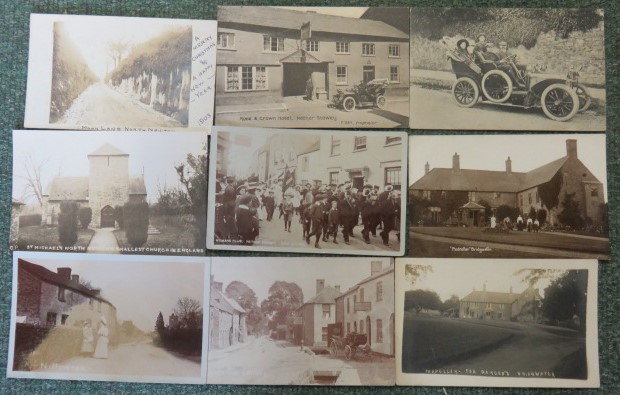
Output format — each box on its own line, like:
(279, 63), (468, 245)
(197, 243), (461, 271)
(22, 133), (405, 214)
(520, 195), (523, 207)
(347, 322), (351, 334)
(330, 137), (341, 156)
(385, 167), (401, 189)
(58, 287), (65, 302)
(354, 321), (357, 332)
(494, 192), (501, 199)
(263, 35), (284, 52)
(536, 191), (540, 202)
(390, 66), (400, 83)
(498, 312), (503, 319)
(322, 304), (331, 319)
(46, 312), (57, 327)
(389, 44), (400, 58)
(486, 303), (491, 308)
(468, 191), (476, 202)
(225, 66), (267, 92)
(363, 66), (375, 83)
(528, 193), (532, 205)
(322, 327), (328, 342)
(336, 66), (348, 85)
(336, 42), (350, 54)
(347, 297), (350, 314)
(354, 136), (367, 151)
(302, 156), (310, 172)
(217, 32), (235, 49)
(305, 40), (319, 52)
(591, 187), (599, 197)
(61, 314), (69, 325)
(486, 311), (492, 318)
(329, 171), (339, 186)
(362, 43), (375, 56)
(360, 320), (365, 333)
(385, 136), (401, 145)
(359, 287), (365, 302)
(376, 319), (383, 343)
(376, 281), (383, 302)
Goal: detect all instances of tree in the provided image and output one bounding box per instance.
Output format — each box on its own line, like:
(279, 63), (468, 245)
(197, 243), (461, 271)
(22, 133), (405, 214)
(538, 172), (563, 211)
(123, 201), (149, 247)
(405, 264), (433, 285)
(78, 206), (92, 229)
(58, 201), (78, 247)
(537, 208), (548, 225)
(404, 290), (443, 311)
(496, 204), (519, 221)
(106, 40), (130, 69)
(20, 154), (47, 206)
(558, 192), (585, 229)
(478, 199), (492, 219)
(155, 312), (165, 335)
(542, 270), (588, 332)
(174, 297), (203, 329)
(175, 143), (207, 248)
(514, 268), (563, 286)
(442, 294), (460, 312)
(260, 281), (304, 331)
(225, 281), (263, 335)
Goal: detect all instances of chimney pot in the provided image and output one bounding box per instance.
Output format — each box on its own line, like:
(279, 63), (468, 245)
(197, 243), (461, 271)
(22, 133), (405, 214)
(566, 139), (577, 158)
(71, 274), (79, 285)
(452, 153), (460, 172)
(424, 162), (430, 175)
(371, 261), (383, 275)
(335, 285), (341, 292)
(505, 156), (512, 174)
(316, 279), (325, 295)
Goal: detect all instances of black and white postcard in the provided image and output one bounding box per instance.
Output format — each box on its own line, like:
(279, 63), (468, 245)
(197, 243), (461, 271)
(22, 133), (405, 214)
(207, 126), (407, 255)
(25, 14), (216, 132)
(207, 257), (395, 385)
(395, 258), (599, 388)
(408, 134), (609, 259)
(7, 252), (209, 384)
(214, 6), (410, 129)
(409, 8), (606, 131)
(10, 130), (207, 255)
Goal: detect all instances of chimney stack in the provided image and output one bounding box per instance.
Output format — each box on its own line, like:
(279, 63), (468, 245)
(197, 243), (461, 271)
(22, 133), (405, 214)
(424, 162), (430, 175)
(71, 274), (79, 285)
(483, 282), (487, 292)
(335, 285), (341, 292)
(371, 261), (383, 276)
(505, 156), (512, 174)
(566, 139), (577, 158)
(57, 267), (71, 281)
(452, 153), (460, 172)
(316, 279), (325, 295)
(214, 281), (223, 292)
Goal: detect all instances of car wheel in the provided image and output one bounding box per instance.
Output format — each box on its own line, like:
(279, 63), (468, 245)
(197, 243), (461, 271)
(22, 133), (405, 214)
(452, 77), (479, 108)
(575, 84), (592, 112)
(481, 69), (512, 103)
(375, 95), (387, 109)
(541, 83), (579, 121)
(342, 96), (356, 112)
(330, 341), (338, 355)
(344, 345), (353, 360)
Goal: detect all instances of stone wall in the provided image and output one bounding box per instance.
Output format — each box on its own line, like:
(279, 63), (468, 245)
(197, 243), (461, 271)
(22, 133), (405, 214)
(89, 155), (130, 227)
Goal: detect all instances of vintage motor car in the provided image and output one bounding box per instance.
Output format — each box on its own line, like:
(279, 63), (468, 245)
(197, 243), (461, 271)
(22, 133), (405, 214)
(332, 79), (388, 112)
(442, 37), (591, 122)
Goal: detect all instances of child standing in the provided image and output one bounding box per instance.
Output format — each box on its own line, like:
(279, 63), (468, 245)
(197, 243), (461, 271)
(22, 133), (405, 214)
(282, 194), (294, 232)
(328, 200), (339, 244)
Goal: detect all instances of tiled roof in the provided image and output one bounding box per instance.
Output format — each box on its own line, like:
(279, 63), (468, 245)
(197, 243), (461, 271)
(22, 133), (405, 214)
(88, 143), (128, 156)
(336, 264), (394, 298)
(210, 287), (246, 314)
(45, 177), (89, 200)
(305, 286), (342, 304)
(298, 139), (321, 156)
(462, 201), (486, 209)
(461, 290), (518, 305)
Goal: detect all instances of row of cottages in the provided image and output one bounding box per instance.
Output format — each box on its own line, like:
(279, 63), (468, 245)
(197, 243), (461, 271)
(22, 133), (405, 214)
(215, 7), (409, 104)
(295, 280), (342, 348)
(208, 277), (247, 350)
(41, 143), (147, 228)
(16, 258), (118, 344)
(296, 134), (403, 191)
(335, 261), (395, 356)
(409, 139), (605, 227)
(459, 283), (542, 321)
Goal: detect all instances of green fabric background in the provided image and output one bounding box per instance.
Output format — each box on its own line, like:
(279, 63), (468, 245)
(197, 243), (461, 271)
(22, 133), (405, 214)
(0, 0), (617, 394)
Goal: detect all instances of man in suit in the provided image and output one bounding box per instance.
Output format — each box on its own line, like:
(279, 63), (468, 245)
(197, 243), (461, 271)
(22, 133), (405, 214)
(306, 194), (327, 249)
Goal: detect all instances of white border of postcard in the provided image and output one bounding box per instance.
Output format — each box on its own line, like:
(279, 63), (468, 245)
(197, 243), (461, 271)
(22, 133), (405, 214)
(207, 126), (408, 256)
(24, 14), (216, 132)
(7, 251), (210, 384)
(395, 258), (599, 388)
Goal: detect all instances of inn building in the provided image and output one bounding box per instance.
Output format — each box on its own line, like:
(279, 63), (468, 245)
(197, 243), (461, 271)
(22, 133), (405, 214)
(459, 283), (541, 321)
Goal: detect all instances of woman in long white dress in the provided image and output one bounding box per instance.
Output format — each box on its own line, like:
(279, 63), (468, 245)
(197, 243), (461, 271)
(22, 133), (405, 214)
(93, 316), (109, 359)
(80, 320), (94, 356)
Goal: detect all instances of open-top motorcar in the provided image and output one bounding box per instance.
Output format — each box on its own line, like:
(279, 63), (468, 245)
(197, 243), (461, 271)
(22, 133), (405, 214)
(332, 79), (388, 112)
(442, 37), (591, 122)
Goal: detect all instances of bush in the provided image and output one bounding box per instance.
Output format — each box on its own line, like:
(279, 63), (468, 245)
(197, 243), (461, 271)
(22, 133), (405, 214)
(58, 201), (79, 247)
(114, 205), (124, 230)
(78, 207), (92, 229)
(537, 209), (548, 225)
(496, 205), (519, 222)
(19, 214), (42, 228)
(123, 201), (149, 247)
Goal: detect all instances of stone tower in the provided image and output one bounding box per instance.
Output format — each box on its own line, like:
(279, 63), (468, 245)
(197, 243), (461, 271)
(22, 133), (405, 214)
(88, 143), (130, 227)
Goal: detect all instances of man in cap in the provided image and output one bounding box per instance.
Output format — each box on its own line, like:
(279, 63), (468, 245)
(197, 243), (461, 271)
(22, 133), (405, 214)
(263, 190), (276, 221)
(360, 188), (374, 244)
(306, 194), (327, 249)
(380, 187), (399, 247)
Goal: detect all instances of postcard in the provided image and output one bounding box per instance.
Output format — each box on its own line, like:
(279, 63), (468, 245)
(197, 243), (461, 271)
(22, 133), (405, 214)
(207, 256), (395, 385)
(409, 8), (606, 131)
(207, 126), (407, 255)
(10, 130), (207, 255)
(407, 134), (609, 259)
(24, 14), (216, 132)
(214, 6), (410, 129)
(395, 258), (599, 388)
(7, 252), (209, 384)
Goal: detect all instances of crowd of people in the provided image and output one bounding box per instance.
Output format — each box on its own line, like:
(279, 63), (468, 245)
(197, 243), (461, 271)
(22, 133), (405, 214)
(490, 213), (541, 232)
(215, 177), (401, 249)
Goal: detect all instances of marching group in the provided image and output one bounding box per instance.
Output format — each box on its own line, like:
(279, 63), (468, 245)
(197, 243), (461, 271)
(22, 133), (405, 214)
(215, 177), (401, 249)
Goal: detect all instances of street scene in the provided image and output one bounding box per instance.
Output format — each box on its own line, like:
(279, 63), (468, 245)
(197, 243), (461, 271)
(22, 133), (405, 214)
(408, 134), (609, 259)
(215, 7), (409, 129)
(9, 254), (207, 383)
(409, 8), (606, 131)
(397, 259), (597, 386)
(210, 128), (406, 254)
(208, 257), (395, 385)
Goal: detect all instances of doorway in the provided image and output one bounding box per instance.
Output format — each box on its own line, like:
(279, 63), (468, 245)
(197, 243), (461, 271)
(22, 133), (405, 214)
(100, 205), (115, 228)
(366, 316), (371, 346)
(282, 63), (326, 97)
(363, 66), (376, 83)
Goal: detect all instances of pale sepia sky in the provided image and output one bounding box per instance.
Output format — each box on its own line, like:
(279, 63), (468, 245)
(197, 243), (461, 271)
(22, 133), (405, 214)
(274, 7), (368, 18)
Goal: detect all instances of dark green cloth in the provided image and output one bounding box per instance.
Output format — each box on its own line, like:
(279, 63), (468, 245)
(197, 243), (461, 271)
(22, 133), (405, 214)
(0, 0), (618, 394)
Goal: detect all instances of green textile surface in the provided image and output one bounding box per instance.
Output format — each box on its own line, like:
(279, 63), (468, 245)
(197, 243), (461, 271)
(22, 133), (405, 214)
(0, 0), (617, 394)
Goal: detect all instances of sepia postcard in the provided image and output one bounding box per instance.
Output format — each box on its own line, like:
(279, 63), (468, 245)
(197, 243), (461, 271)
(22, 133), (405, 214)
(24, 14), (216, 132)
(409, 8), (606, 131)
(395, 258), (599, 388)
(7, 252), (209, 384)
(207, 256), (395, 385)
(407, 134), (609, 259)
(214, 6), (410, 129)
(207, 126), (407, 255)
(10, 130), (207, 255)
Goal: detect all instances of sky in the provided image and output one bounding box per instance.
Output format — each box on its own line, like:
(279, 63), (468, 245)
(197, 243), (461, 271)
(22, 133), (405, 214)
(274, 7), (368, 18)
(58, 18), (188, 79)
(211, 257), (391, 302)
(24, 256), (205, 333)
(401, 259), (563, 302)
(224, 132), (267, 178)
(12, 130), (207, 206)
(408, 134), (608, 200)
